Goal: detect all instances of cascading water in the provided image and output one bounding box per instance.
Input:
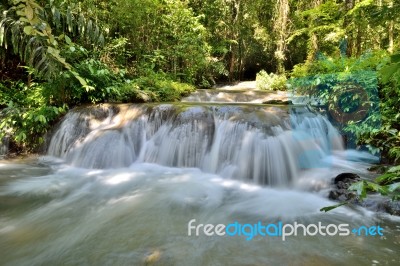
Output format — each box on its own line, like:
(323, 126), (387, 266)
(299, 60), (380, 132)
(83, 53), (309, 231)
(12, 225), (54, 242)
(1, 84), (399, 265)
(47, 103), (343, 186)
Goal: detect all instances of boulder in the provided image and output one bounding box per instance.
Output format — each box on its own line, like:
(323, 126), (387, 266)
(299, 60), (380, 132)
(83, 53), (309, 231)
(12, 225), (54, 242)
(329, 173), (361, 202)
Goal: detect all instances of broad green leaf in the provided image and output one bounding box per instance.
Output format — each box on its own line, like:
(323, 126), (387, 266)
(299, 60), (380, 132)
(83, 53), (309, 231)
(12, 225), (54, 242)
(35, 114), (46, 123)
(16, 10), (25, 17)
(25, 5), (34, 21)
(23, 25), (33, 35)
(388, 165), (400, 173)
(376, 172), (398, 185)
(349, 181), (367, 199)
(381, 62), (400, 83)
(65, 35), (71, 45)
(366, 181), (388, 195)
(320, 202), (348, 212)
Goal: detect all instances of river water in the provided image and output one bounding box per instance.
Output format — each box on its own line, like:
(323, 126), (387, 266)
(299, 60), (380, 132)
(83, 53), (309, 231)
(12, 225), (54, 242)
(0, 87), (399, 265)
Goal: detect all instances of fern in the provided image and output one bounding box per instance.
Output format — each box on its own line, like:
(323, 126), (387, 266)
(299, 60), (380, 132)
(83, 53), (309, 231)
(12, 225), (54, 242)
(0, 0), (104, 84)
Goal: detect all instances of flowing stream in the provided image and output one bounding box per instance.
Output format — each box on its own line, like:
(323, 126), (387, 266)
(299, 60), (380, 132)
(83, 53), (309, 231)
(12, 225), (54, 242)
(0, 85), (399, 265)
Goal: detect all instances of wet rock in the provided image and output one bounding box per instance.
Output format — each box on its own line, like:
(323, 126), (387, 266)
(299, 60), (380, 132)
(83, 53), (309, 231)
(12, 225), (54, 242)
(328, 173), (361, 202)
(333, 173), (361, 186)
(382, 200), (400, 215)
(362, 197), (400, 216)
(262, 99), (292, 105)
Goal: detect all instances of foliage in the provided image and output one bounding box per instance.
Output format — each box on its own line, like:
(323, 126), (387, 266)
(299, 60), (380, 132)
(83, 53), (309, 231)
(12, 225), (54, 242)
(0, 81), (67, 151)
(0, 0), (104, 86)
(289, 49), (399, 156)
(0, 1), (194, 152)
(46, 49), (127, 105)
(348, 165), (400, 201)
(320, 202), (348, 213)
(360, 52), (400, 163)
(102, 0), (216, 85)
(324, 51), (400, 163)
(256, 70), (287, 91)
(291, 50), (389, 78)
(132, 72), (196, 102)
(293, 48), (400, 211)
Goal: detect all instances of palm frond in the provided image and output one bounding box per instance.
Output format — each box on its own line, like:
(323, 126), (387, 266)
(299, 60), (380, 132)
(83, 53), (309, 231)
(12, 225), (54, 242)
(0, 0), (105, 82)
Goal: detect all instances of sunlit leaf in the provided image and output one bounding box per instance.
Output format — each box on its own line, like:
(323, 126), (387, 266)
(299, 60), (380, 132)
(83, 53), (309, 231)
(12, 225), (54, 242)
(349, 181), (367, 199)
(25, 5), (34, 21)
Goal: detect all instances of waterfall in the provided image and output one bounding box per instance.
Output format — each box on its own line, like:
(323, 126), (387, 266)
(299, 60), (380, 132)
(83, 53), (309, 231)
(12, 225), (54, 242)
(47, 103), (343, 185)
(3, 87), (393, 266)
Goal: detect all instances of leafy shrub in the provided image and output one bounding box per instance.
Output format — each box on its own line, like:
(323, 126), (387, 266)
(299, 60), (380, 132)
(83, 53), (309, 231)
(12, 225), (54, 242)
(133, 72), (196, 102)
(346, 165), (400, 202)
(256, 70), (287, 90)
(363, 52), (400, 164)
(0, 82), (67, 151)
(289, 51), (388, 153)
(291, 51), (389, 78)
(107, 82), (154, 103)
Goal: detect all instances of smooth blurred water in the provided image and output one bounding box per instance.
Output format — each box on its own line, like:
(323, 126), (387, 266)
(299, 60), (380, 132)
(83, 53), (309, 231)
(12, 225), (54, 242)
(0, 96), (399, 265)
(47, 103), (344, 186)
(0, 155), (399, 265)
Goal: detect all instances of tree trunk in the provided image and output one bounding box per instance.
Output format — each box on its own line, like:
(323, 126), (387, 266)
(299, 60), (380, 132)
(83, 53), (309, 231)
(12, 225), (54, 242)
(274, 0), (289, 74)
(388, 1), (394, 53)
(307, 31), (319, 62)
(344, 0), (355, 57)
(355, 24), (362, 56)
(228, 0), (241, 81)
(306, 0), (321, 62)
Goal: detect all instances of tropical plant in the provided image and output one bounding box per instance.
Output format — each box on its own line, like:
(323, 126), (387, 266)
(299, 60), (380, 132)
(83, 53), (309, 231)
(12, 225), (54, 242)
(256, 70), (287, 91)
(0, 0), (104, 85)
(0, 80), (67, 150)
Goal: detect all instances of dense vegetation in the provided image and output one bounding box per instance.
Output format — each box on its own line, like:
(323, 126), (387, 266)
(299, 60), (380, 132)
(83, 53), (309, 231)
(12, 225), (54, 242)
(0, 0), (399, 190)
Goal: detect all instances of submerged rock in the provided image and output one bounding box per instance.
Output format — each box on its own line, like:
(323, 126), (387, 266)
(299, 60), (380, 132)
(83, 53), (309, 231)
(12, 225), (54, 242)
(363, 197), (400, 216)
(381, 200), (400, 215)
